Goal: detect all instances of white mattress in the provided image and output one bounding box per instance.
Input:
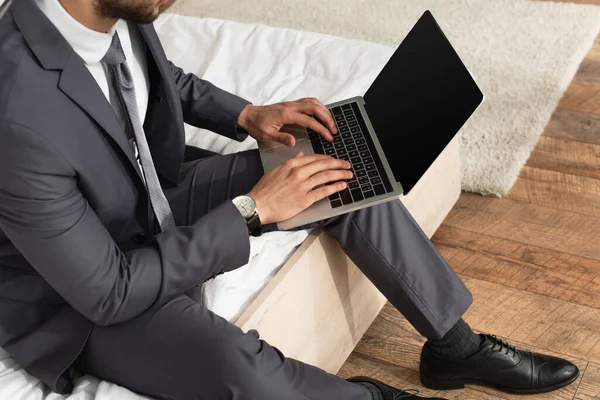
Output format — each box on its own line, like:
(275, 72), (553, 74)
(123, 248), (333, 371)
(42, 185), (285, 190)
(0, 13), (394, 399)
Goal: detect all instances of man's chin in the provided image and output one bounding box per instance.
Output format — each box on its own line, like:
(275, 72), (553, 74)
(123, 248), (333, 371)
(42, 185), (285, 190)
(96, 2), (161, 25)
(138, 14), (161, 24)
(127, 10), (160, 24)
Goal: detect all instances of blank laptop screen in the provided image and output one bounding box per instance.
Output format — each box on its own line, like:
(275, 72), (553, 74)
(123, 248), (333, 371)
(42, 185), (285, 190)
(363, 11), (484, 194)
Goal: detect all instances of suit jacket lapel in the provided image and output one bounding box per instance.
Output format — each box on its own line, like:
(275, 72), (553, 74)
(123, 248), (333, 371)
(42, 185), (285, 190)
(58, 54), (144, 182)
(137, 24), (181, 121)
(138, 24), (185, 184)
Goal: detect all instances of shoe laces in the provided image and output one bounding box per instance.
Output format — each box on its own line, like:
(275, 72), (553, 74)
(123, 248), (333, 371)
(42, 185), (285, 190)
(393, 389), (420, 399)
(488, 334), (519, 357)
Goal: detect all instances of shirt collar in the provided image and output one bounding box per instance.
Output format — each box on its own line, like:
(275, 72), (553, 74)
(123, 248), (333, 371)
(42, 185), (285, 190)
(33, 0), (123, 65)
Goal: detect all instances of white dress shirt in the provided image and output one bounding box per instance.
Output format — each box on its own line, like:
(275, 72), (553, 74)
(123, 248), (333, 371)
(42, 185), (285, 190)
(34, 0), (150, 128)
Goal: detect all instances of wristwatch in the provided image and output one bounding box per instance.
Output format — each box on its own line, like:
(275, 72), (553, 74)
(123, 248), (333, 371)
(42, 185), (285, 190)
(232, 195), (263, 237)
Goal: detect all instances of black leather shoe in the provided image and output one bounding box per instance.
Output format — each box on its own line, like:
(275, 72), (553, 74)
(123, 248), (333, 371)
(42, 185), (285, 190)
(348, 376), (447, 399)
(420, 334), (579, 394)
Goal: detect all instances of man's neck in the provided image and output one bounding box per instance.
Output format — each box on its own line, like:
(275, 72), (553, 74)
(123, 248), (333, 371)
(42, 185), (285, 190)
(58, 0), (117, 33)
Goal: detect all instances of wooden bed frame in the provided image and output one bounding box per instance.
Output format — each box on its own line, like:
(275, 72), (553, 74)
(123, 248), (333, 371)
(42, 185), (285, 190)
(234, 135), (461, 374)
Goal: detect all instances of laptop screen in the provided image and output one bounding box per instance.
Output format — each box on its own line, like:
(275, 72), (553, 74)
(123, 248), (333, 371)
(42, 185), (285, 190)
(363, 11), (483, 194)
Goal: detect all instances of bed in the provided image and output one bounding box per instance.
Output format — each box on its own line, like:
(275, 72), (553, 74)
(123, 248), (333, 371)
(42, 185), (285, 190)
(0, 14), (461, 399)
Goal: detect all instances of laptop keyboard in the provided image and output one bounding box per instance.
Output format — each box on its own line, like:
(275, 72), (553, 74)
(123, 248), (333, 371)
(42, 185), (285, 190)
(308, 102), (394, 209)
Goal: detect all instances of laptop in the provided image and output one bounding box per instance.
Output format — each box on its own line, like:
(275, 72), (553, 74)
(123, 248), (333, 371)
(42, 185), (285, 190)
(259, 11), (485, 230)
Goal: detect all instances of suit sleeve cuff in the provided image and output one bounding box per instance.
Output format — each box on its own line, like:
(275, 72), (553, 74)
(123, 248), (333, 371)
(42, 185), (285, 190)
(218, 201), (252, 270)
(232, 100), (251, 142)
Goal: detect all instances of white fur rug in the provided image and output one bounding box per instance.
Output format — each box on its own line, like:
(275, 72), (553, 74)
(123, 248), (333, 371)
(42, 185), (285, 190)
(168, 0), (600, 195)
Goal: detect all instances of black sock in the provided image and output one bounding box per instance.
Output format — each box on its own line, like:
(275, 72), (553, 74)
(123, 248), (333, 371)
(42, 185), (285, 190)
(427, 319), (483, 360)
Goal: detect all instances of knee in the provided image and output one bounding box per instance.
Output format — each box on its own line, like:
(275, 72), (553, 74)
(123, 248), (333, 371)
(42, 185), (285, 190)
(196, 329), (282, 399)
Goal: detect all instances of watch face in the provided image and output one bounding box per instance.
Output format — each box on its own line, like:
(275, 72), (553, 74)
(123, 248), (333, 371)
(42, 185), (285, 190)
(233, 196), (256, 219)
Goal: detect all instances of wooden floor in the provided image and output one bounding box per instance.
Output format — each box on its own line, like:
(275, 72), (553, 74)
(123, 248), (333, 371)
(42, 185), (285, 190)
(338, 3), (600, 399)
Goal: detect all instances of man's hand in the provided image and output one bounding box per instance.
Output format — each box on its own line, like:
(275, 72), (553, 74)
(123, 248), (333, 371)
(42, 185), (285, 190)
(238, 98), (338, 147)
(248, 153), (353, 225)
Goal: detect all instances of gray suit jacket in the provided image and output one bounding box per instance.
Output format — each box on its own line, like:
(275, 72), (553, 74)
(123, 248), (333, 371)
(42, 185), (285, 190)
(0, 0), (253, 393)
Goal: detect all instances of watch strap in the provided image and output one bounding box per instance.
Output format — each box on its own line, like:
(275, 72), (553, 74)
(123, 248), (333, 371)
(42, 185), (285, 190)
(246, 212), (262, 237)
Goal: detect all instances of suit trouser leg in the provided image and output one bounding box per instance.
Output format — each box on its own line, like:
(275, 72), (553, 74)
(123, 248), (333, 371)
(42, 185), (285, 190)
(75, 294), (370, 400)
(75, 149), (471, 399)
(313, 200), (473, 339)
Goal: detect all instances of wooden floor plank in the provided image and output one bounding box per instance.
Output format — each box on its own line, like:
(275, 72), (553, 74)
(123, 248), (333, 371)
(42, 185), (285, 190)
(338, 352), (508, 399)
(575, 363), (600, 399)
(508, 166), (600, 217)
(338, 352), (441, 398)
(433, 225), (600, 310)
(543, 108), (600, 146)
(573, 36), (600, 86)
(558, 83), (600, 115)
(444, 194), (600, 261)
(525, 136), (600, 180)
(462, 277), (600, 366)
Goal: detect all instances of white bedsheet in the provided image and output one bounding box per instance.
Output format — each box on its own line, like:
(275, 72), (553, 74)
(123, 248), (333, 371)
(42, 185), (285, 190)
(0, 13), (394, 399)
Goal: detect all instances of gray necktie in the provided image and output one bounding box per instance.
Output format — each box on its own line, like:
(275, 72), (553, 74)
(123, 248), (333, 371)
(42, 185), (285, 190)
(103, 33), (176, 232)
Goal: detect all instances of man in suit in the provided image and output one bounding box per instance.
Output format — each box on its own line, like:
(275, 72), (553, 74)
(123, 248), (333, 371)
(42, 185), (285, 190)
(0, 0), (579, 399)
